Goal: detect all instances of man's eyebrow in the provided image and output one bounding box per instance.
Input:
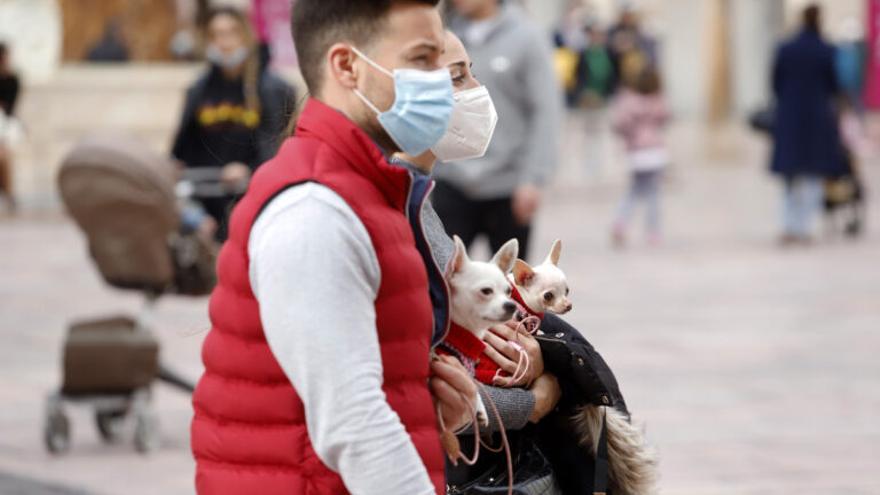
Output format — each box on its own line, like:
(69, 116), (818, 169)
(405, 40), (442, 52)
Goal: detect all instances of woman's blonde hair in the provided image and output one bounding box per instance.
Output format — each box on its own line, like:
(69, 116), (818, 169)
(205, 8), (261, 118)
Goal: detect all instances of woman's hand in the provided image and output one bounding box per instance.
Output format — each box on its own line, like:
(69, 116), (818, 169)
(221, 161), (251, 192)
(511, 184), (542, 225)
(430, 355), (477, 433)
(528, 373), (561, 423)
(483, 323), (544, 387)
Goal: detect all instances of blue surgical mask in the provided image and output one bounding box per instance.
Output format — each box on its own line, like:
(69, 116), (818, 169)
(351, 47), (454, 156)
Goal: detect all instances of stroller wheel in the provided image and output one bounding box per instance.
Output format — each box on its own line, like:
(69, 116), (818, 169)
(95, 410), (127, 443)
(44, 409), (71, 454)
(133, 410), (160, 453)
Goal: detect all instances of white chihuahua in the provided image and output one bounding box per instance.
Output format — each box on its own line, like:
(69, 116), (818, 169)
(509, 239), (572, 317)
(441, 235), (519, 430)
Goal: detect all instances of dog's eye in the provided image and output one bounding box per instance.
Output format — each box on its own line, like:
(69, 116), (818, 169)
(565, 287), (570, 296)
(543, 292), (554, 301)
(505, 286), (512, 296)
(481, 288), (493, 296)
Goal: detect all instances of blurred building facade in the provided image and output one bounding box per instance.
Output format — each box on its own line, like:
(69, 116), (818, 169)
(0, 0), (873, 211)
(527, 0), (867, 119)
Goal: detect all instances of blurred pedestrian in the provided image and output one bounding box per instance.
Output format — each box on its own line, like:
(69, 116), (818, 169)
(0, 42), (20, 212)
(249, 0), (293, 70)
(0, 43), (19, 117)
(610, 65), (670, 247)
(834, 17), (866, 115)
(433, 0), (563, 261)
(579, 24), (615, 105)
(554, 33), (581, 107)
(171, 7), (293, 240)
(553, 4), (588, 106)
(770, 4), (846, 245)
(85, 19), (129, 63)
(607, 7), (654, 92)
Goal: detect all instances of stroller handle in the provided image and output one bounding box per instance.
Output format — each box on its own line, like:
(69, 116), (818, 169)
(178, 166), (247, 199)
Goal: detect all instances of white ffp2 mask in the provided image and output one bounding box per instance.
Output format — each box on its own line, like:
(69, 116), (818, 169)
(431, 85), (498, 163)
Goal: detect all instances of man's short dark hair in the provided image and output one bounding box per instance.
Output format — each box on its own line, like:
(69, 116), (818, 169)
(291, 0), (440, 94)
(803, 4), (821, 32)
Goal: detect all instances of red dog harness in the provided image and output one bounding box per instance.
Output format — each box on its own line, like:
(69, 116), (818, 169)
(441, 284), (544, 387)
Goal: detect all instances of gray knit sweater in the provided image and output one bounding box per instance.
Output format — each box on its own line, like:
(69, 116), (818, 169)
(400, 159), (535, 433)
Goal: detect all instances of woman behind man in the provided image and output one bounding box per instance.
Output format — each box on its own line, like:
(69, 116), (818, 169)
(172, 7), (294, 240)
(397, 30), (630, 495)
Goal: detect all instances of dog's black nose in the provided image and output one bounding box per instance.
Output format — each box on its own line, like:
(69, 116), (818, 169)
(503, 301), (517, 314)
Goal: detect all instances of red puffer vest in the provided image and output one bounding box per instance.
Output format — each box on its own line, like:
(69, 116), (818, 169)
(191, 99), (444, 494)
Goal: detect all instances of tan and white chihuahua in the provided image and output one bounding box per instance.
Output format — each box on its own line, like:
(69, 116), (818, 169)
(510, 239), (572, 317)
(442, 235), (519, 428)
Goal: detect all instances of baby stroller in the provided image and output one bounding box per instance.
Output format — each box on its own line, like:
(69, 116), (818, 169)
(44, 133), (217, 454)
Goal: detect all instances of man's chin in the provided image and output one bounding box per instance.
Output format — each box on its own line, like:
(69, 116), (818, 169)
(361, 122), (399, 155)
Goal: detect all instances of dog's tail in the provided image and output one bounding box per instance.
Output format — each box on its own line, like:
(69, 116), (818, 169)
(571, 404), (659, 495)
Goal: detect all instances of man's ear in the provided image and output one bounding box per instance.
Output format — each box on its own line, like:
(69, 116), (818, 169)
(491, 239), (519, 273)
(512, 259), (535, 287)
(326, 43), (359, 90)
(545, 239), (562, 266)
(448, 235), (470, 276)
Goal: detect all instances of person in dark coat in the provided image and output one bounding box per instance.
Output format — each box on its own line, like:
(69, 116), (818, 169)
(0, 42), (20, 212)
(85, 19), (129, 63)
(0, 43), (19, 117)
(770, 4), (846, 245)
(171, 7), (294, 241)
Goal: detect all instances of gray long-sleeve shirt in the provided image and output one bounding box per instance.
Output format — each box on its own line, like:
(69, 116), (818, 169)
(250, 183), (435, 495)
(433, 5), (564, 199)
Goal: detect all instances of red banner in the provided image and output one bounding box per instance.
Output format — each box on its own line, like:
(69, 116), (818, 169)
(866, 0), (880, 108)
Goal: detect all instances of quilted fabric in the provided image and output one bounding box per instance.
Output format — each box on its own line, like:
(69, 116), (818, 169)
(191, 99), (444, 494)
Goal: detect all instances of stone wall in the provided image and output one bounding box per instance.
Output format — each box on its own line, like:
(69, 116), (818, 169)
(12, 63), (304, 211)
(13, 64), (199, 210)
(58, 0), (178, 61)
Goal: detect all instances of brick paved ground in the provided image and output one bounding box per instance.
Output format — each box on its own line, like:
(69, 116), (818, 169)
(1, 116), (878, 494)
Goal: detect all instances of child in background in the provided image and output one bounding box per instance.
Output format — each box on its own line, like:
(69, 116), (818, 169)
(610, 65), (670, 247)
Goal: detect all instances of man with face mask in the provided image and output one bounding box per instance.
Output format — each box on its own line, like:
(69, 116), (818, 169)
(190, 2), (477, 494)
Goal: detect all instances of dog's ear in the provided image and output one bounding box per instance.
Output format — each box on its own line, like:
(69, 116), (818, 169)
(448, 235), (470, 276)
(491, 239), (519, 273)
(545, 239), (562, 266)
(512, 259), (535, 287)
